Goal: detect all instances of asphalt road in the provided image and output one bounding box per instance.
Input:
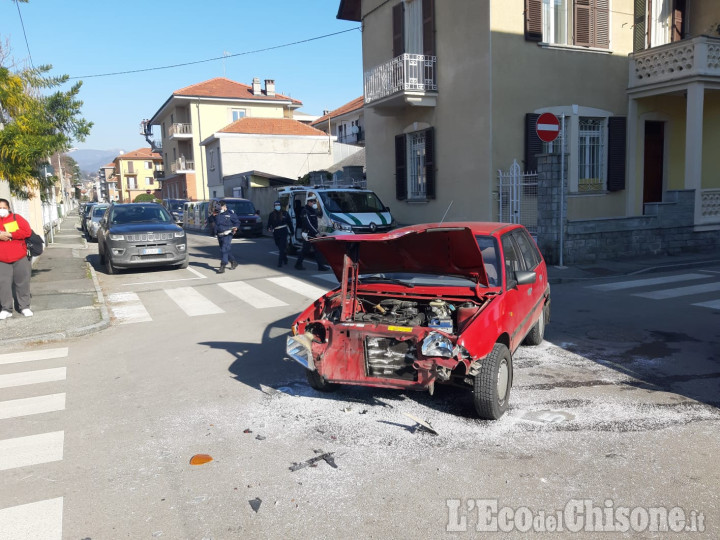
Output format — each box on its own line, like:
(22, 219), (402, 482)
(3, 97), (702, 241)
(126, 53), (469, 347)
(0, 234), (717, 539)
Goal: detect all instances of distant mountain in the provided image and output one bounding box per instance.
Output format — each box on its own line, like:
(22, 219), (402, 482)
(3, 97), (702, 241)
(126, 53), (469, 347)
(68, 149), (123, 175)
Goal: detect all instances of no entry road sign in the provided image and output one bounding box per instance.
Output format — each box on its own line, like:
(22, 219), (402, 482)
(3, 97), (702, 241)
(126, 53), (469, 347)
(536, 112), (560, 143)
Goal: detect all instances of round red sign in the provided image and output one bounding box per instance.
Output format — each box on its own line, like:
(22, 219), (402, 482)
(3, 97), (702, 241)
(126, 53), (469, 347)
(536, 112), (560, 143)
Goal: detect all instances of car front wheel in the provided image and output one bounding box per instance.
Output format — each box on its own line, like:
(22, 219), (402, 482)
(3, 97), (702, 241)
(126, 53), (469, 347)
(106, 255), (118, 275)
(306, 369), (338, 392)
(473, 343), (512, 420)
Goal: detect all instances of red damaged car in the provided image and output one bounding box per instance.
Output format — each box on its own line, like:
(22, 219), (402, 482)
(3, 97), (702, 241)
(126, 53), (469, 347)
(286, 222), (550, 419)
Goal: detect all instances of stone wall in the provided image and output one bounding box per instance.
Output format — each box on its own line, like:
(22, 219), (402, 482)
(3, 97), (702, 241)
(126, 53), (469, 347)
(536, 153), (720, 265)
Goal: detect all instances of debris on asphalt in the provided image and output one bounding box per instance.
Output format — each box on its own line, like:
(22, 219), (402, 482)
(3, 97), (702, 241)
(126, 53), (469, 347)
(289, 450), (338, 471)
(402, 412), (439, 435)
(255, 435), (266, 441)
(342, 406), (352, 412)
(249, 498), (262, 513)
(243, 428), (252, 434)
(189, 454), (213, 465)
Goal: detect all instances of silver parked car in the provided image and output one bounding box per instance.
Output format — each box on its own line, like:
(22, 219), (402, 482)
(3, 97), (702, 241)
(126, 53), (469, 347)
(86, 204), (110, 241)
(97, 203), (188, 274)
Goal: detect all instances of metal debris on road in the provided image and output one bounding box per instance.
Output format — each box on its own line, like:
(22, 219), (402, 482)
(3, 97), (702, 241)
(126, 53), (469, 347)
(289, 450), (338, 471)
(189, 454), (213, 465)
(402, 412), (439, 435)
(243, 428), (252, 434)
(255, 435), (266, 441)
(249, 498), (262, 513)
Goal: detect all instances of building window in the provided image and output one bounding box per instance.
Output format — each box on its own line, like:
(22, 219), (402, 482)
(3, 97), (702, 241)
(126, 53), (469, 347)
(128, 177), (137, 189)
(127, 162), (134, 174)
(231, 109), (246, 122)
(146, 176), (154, 186)
(525, 0), (609, 49)
(577, 117), (604, 191)
(394, 127), (435, 201)
(392, 0), (435, 58)
(209, 149), (216, 171)
(145, 161), (152, 169)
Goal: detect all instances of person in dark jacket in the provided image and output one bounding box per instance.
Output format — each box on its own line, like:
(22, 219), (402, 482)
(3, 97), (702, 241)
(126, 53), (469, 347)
(208, 200), (240, 273)
(267, 199), (294, 267)
(294, 195), (328, 271)
(0, 198), (33, 318)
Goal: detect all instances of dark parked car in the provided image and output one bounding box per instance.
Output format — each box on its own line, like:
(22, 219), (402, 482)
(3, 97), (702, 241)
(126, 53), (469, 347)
(81, 202), (98, 233)
(286, 222), (550, 420)
(210, 198), (263, 237)
(163, 198), (188, 224)
(97, 203), (188, 274)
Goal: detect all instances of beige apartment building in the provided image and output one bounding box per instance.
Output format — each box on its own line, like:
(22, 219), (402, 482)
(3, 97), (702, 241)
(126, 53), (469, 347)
(112, 148), (163, 203)
(143, 77), (302, 201)
(337, 0), (720, 255)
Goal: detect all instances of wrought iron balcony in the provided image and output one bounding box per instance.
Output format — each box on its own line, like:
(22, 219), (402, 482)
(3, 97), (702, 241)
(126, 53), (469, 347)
(364, 53), (437, 107)
(168, 123), (193, 139)
(170, 158), (194, 174)
(628, 35), (720, 92)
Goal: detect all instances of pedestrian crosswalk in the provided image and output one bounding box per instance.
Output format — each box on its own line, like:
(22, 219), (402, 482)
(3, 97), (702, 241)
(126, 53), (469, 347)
(0, 347), (68, 540)
(107, 275), (335, 324)
(587, 271), (720, 310)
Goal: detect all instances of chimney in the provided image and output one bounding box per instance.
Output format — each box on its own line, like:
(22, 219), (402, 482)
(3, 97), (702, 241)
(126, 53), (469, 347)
(264, 79), (275, 97)
(323, 110), (330, 116)
(252, 77), (261, 96)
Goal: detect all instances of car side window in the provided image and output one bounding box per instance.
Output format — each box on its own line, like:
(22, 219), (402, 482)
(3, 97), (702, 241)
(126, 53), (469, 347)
(512, 229), (540, 271)
(501, 234), (525, 285)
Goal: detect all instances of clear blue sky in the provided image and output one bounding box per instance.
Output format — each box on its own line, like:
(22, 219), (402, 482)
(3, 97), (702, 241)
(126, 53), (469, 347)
(0, 0), (362, 152)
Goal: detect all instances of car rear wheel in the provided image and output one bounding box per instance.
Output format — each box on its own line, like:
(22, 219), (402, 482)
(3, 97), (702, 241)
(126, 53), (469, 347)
(473, 343), (512, 420)
(523, 306), (545, 346)
(306, 369), (338, 392)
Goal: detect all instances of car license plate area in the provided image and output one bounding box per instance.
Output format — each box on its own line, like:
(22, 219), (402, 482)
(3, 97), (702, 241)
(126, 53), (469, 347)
(242, 226), (251, 231)
(141, 248), (162, 255)
(364, 336), (417, 381)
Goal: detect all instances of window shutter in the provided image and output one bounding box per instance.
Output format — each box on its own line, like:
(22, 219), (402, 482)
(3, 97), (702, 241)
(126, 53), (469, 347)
(525, 0), (542, 42)
(424, 127), (436, 200)
(395, 134), (408, 200)
(594, 0), (609, 48)
(525, 113), (543, 172)
(422, 0), (435, 56)
(393, 2), (405, 58)
(607, 116), (627, 192)
(575, 0), (591, 47)
(633, 0), (647, 52)
(672, 0), (686, 42)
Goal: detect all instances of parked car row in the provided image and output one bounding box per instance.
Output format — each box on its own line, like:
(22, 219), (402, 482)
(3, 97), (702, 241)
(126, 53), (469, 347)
(182, 198), (263, 237)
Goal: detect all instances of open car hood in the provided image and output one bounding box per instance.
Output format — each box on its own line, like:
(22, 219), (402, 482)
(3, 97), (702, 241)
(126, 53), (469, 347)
(313, 225), (489, 287)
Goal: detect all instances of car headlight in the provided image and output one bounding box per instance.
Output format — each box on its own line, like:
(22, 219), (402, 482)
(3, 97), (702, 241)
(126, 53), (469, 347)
(421, 332), (454, 358)
(331, 220), (352, 232)
(174, 231), (185, 238)
(109, 233), (124, 241)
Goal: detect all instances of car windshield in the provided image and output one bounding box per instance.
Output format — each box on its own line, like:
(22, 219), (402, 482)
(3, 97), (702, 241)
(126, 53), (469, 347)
(319, 191), (386, 213)
(225, 201), (255, 215)
(169, 203), (184, 212)
(92, 206), (108, 218)
(358, 272), (476, 288)
(111, 205), (173, 224)
(475, 235), (500, 287)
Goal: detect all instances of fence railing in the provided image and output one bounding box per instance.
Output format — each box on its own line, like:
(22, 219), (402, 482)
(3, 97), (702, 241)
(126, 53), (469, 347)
(364, 54), (437, 104)
(497, 159), (539, 234)
(169, 123), (192, 137)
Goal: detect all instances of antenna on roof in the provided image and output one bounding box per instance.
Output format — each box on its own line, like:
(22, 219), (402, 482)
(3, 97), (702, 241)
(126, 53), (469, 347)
(440, 201), (454, 224)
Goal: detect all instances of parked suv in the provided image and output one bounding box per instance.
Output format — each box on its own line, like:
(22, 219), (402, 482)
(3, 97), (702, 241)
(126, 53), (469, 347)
(97, 202), (188, 274)
(163, 198), (188, 224)
(209, 198), (263, 237)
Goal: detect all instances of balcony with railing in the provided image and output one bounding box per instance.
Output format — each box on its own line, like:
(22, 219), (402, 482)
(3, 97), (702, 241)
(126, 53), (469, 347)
(168, 123), (193, 139)
(364, 53), (437, 107)
(170, 157), (194, 174)
(628, 35), (720, 93)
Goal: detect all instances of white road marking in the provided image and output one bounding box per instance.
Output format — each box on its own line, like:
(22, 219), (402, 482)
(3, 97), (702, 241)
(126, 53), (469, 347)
(267, 276), (332, 300)
(0, 348), (68, 366)
(186, 266), (206, 279)
(0, 431), (64, 471)
(588, 273), (708, 291)
(107, 292), (152, 323)
(634, 281), (720, 300)
(165, 287), (224, 316)
(0, 368), (66, 389)
(0, 497), (63, 540)
(692, 299), (720, 310)
(219, 281), (287, 309)
(314, 273), (340, 284)
(0, 393), (66, 420)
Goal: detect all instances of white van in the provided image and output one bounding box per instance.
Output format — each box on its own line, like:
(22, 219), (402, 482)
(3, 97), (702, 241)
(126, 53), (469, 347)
(276, 182), (395, 249)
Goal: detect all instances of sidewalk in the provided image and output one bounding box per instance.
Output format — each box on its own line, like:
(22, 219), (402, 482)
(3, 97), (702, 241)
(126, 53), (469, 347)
(1, 213), (717, 347)
(1, 212), (109, 347)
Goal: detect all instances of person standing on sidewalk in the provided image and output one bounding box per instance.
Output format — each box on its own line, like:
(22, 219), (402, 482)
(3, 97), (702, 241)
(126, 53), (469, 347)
(267, 199), (294, 267)
(208, 200), (240, 274)
(294, 195), (328, 271)
(0, 198), (33, 319)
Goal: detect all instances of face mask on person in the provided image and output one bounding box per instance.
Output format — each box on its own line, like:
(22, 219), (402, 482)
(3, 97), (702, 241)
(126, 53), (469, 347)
(0, 209), (9, 218)
(274, 205), (281, 211)
(311, 203), (318, 210)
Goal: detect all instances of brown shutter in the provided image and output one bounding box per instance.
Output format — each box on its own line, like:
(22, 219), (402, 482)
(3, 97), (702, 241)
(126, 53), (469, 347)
(393, 2), (405, 58)
(422, 0), (435, 56)
(525, 114), (543, 172)
(607, 117), (627, 192)
(634, 0), (647, 52)
(525, 0), (542, 42)
(574, 0), (591, 47)
(672, 0), (686, 42)
(395, 134), (407, 201)
(595, 0), (609, 48)
(424, 127), (436, 200)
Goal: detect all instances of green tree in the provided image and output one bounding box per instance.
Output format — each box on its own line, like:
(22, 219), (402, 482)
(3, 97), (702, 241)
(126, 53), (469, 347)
(133, 193), (158, 203)
(0, 61), (92, 198)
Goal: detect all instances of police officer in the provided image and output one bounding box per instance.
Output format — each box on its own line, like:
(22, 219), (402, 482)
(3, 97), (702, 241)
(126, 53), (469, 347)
(267, 199), (294, 267)
(295, 194), (329, 271)
(208, 200), (240, 273)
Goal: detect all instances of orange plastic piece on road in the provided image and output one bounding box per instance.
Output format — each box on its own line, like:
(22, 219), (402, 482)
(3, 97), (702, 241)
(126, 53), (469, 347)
(190, 454), (213, 465)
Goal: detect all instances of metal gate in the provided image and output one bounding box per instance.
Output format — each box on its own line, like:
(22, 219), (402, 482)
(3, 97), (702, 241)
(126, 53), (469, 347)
(497, 159), (538, 234)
